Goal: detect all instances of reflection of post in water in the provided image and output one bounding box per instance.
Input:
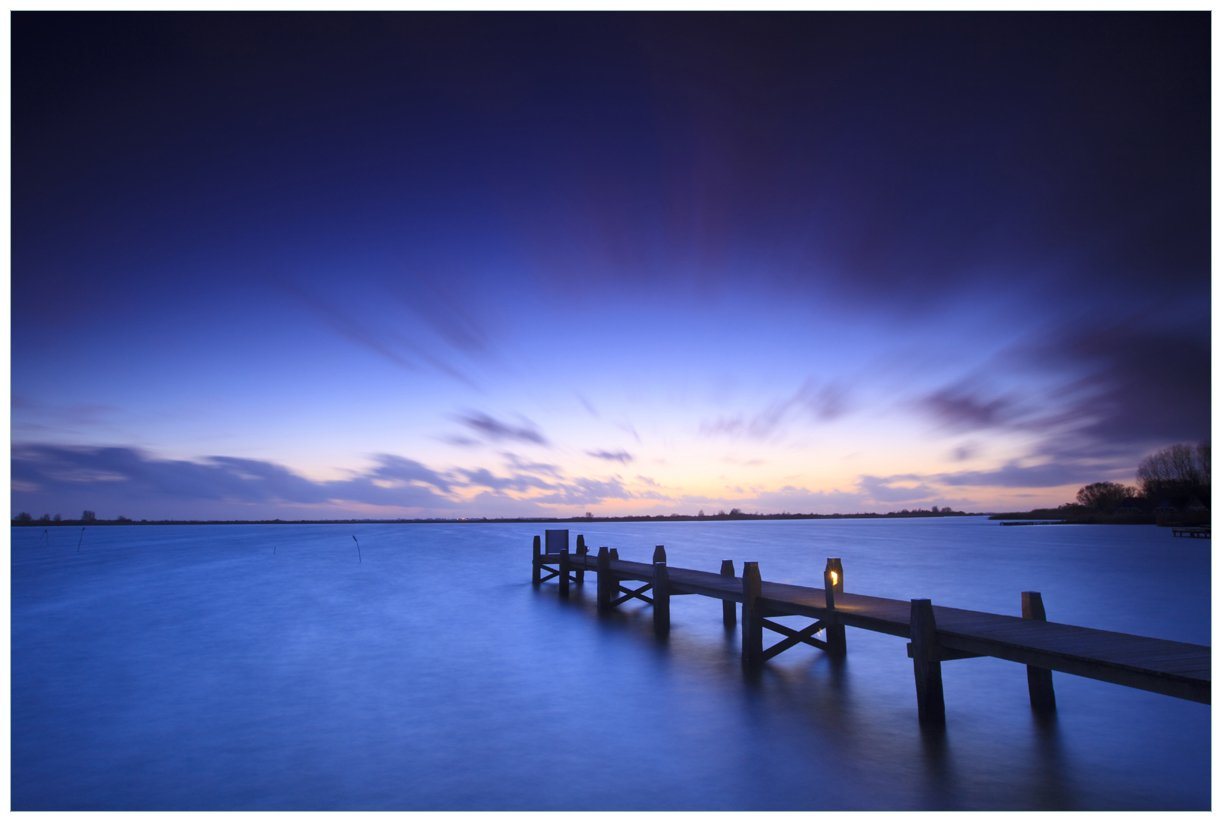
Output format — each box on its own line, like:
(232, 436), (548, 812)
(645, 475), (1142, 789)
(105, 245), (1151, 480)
(741, 562), (763, 673)
(1028, 712), (1074, 808)
(759, 655), (855, 736)
(1022, 592), (1056, 715)
(720, 559), (736, 629)
(918, 725), (960, 808)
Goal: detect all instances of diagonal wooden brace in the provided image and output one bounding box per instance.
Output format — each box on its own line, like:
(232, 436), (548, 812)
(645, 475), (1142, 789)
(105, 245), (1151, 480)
(762, 618), (828, 660)
(611, 582), (654, 607)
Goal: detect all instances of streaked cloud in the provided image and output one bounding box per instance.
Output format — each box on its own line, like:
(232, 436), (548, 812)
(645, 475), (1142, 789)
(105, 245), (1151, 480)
(586, 449), (633, 464)
(501, 452), (563, 477)
(13, 445), (460, 514)
(456, 467), (555, 493)
(920, 383), (1020, 431)
(949, 443), (979, 462)
(701, 379), (852, 440)
(11, 443), (660, 519)
(453, 411), (549, 446)
(278, 278), (479, 388)
(368, 454), (454, 493)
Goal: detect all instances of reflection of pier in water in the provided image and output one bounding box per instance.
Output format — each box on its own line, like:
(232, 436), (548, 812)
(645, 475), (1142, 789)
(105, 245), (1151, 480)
(532, 530), (1210, 726)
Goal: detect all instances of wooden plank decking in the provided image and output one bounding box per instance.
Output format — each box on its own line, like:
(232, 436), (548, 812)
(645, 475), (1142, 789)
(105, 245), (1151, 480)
(535, 534), (1210, 724)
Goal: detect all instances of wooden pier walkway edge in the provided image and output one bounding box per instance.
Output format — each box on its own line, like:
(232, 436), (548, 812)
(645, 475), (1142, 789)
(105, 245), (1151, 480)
(531, 531), (1210, 725)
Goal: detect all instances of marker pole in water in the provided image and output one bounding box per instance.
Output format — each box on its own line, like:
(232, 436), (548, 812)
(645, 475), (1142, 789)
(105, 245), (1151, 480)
(352, 535), (362, 563)
(76, 528), (85, 553)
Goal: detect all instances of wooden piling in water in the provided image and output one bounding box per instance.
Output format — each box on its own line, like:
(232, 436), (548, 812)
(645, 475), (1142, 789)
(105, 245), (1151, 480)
(910, 599), (946, 726)
(558, 544), (570, 598)
(597, 547), (613, 609)
(720, 559), (736, 628)
(654, 561), (671, 636)
(742, 562), (764, 670)
(653, 544), (666, 564)
(531, 535), (542, 586)
(824, 557), (846, 656)
(1022, 591), (1057, 714)
(575, 535), (587, 585)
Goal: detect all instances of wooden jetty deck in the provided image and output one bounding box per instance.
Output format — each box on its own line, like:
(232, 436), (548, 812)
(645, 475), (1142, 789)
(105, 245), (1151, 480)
(532, 531), (1210, 725)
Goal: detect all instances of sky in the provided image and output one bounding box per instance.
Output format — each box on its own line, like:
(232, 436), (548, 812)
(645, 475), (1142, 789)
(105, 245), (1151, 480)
(9, 11), (1211, 520)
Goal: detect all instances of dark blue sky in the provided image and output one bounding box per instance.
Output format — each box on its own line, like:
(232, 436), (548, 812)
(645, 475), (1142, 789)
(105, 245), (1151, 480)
(11, 12), (1211, 519)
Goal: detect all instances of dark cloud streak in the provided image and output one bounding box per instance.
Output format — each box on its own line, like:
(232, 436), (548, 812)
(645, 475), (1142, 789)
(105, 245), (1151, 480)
(276, 277), (481, 388)
(920, 384), (1021, 431)
(586, 449), (633, 464)
(454, 411), (549, 446)
(702, 379), (851, 440)
(11, 442), (651, 517)
(12, 445), (461, 514)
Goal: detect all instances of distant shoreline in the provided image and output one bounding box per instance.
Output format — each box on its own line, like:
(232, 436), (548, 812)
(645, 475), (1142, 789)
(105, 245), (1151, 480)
(12, 511), (981, 527)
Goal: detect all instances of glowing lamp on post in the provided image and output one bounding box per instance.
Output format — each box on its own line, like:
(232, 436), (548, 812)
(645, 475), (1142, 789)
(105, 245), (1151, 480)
(824, 557), (845, 607)
(823, 557), (848, 656)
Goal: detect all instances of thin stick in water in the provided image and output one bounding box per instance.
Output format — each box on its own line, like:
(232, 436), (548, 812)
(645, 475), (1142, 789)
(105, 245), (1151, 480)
(352, 535), (362, 563)
(76, 528), (85, 553)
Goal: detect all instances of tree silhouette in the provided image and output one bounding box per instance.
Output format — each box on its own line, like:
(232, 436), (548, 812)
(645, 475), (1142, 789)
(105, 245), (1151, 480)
(1075, 481), (1136, 511)
(1137, 442), (1210, 507)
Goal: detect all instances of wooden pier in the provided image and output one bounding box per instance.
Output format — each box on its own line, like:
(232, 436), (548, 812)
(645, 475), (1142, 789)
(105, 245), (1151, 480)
(531, 530), (1210, 725)
(1171, 526), (1210, 539)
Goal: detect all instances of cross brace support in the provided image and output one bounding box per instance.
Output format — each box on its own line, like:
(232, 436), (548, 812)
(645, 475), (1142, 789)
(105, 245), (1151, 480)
(761, 618), (828, 661)
(610, 582), (655, 607)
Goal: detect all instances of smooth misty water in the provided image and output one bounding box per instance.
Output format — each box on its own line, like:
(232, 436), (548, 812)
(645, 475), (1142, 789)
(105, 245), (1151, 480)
(10, 517), (1210, 810)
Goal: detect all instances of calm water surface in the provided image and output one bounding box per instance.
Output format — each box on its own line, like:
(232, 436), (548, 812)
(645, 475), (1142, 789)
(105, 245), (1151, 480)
(10, 517), (1210, 810)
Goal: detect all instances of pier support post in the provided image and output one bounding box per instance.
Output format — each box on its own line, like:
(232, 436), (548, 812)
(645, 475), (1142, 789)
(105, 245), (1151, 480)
(742, 562), (764, 671)
(654, 561), (670, 637)
(558, 544), (570, 598)
(720, 560), (736, 628)
(1022, 591), (1057, 714)
(531, 535), (542, 586)
(575, 535), (587, 586)
(597, 547), (612, 609)
(653, 544), (666, 564)
(823, 557), (847, 656)
(910, 599), (946, 726)
(608, 549), (621, 604)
